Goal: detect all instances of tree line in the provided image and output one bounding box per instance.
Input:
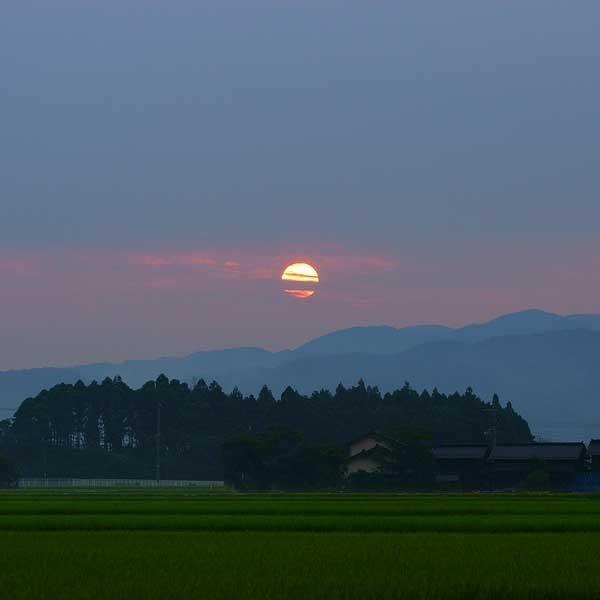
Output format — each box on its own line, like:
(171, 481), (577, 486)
(0, 376), (532, 485)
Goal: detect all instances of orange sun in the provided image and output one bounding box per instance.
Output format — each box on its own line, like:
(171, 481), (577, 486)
(281, 263), (319, 299)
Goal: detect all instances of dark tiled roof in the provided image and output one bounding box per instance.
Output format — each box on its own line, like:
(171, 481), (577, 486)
(348, 432), (392, 446)
(588, 440), (600, 456)
(489, 443), (585, 461)
(432, 445), (489, 460)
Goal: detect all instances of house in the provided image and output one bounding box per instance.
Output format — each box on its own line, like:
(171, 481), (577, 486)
(346, 433), (590, 490)
(488, 443), (588, 488)
(345, 433), (390, 476)
(345, 434), (489, 489)
(432, 445), (490, 490)
(349, 433), (389, 458)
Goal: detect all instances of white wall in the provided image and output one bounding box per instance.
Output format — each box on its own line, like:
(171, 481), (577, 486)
(346, 456), (381, 475)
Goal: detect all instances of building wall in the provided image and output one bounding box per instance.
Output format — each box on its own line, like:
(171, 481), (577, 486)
(436, 459), (487, 491)
(346, 456), (381, 475)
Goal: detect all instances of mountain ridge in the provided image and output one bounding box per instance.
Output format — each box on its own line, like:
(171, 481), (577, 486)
(2, 308), (600, 440)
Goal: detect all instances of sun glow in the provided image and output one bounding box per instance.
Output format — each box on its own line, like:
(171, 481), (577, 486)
(281, 263), (319, 299)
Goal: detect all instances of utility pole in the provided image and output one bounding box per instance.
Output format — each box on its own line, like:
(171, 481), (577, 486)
(155, 399), (161, 484)
(484, 408), (497, 451)
(483, 408), (497, 492)
(42, 439), (48, 483)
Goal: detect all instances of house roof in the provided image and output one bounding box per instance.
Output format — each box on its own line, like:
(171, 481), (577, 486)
(346, 443), (390, 463)
(348, 433), (392, 459)
(348, 432), (390, 446)
(432, 445), (489, 460)
(489, 443), (585, 462)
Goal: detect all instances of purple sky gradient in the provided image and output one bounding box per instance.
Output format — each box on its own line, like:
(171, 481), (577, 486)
(1, 235), (599, 370)
(1, 1), (599, 369)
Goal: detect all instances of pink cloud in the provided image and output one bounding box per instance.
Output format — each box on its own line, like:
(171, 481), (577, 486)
(143, 256), (172, 266)
(249, 267), (275, 280)
(132, 244), (401, 285)
(183, 255), (217, 266)
(142, 254), (217, 267)
(0, 258), (38, 276)
(2, 237), (600, 370)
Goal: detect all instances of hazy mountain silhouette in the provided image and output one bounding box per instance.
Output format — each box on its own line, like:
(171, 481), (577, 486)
(293, 324), (452, 356)
(453, 309), (600, 342)
(227, 329), (600, 440)
(2, 309), (600, 439)
(295, 309), (600, 353)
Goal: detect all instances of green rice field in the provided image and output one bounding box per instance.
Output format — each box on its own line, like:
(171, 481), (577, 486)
(2, 491), (600, 599)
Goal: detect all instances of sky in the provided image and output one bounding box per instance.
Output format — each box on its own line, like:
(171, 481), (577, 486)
(1, 0), (599, 370)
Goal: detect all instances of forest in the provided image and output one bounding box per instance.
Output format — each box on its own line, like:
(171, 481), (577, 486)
(0, 375), (532, 485)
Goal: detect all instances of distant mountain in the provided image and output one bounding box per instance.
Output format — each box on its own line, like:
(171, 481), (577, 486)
(2, 309), (600, 440)
(76, 347), (282, 388)
(294, 325), (452, 356)
(225, 329), (600, 440)
(296, 309), (600, 355)
(0, 348), (282, 415)
(453, 309), (600, 342)
(0, 367), (84, 414)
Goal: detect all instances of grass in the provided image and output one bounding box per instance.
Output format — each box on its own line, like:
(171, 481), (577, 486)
(2, 491), (600, 598)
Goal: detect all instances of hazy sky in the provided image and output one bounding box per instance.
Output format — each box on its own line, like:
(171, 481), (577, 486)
(1, 1), (599, 369)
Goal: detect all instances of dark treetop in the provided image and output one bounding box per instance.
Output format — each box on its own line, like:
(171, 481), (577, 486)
(0, 376), (531, 480)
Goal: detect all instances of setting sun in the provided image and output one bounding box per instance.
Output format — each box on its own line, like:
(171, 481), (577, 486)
(283, 289), (315, 299)
(281, 263), (319, 283)
(281, 262), (319, 299)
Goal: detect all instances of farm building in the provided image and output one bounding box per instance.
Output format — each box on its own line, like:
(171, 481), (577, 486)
(346, 433), (390, 476)
(432, 445), (489, 490)
(346, 434), (590, 490)
(488, 443), (588, 488)
(347, 436), (490, 489)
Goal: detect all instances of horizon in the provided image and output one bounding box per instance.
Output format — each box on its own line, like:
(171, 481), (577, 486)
(0, 306), (595, 372)
(2, 237), (600, 370)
